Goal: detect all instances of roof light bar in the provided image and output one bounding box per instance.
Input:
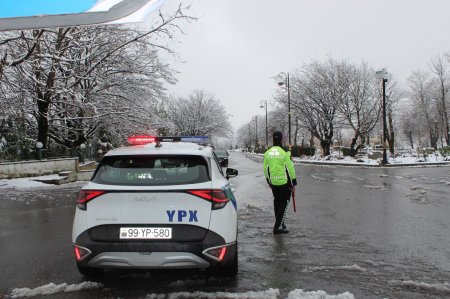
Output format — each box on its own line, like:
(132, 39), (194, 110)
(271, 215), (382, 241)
(126, 135), (210, 146)
(127, 136), (156, 145)
(180, 136), (210, 144)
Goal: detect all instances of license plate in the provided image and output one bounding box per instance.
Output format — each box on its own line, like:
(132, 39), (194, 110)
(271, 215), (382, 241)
(119, 227), (172, 239)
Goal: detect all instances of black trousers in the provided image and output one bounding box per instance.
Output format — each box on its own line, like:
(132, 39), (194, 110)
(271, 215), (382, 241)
(271, 184), (291, 230)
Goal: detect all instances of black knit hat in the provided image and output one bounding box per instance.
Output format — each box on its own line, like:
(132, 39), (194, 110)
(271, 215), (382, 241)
(273, 131), (283, 142)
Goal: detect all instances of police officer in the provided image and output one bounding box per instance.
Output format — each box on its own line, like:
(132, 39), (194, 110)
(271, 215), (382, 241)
(263, 131), (297, 234)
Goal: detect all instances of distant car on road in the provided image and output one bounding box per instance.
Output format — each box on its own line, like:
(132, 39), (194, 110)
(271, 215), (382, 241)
(214, 149), (229, 167)
(72, 136), (239, 278)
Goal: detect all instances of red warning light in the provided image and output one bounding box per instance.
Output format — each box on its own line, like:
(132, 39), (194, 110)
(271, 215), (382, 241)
(127, 135), (156, 145)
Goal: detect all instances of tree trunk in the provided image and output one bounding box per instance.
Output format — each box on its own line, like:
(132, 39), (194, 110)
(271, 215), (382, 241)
(439, 83), (449, 145)
(320, 139), (331, 156)
(444, 116), (450, 146)
(36, 92), (50, 148)
(349, 137), (358, 157)
(294, 123), (299, 147)
(430, 134), (437, 149)
(349, 130), (361, 157)
(408, 131), (414, 149)
(429, 123), (438, 149)
(430, 121), (439, 150)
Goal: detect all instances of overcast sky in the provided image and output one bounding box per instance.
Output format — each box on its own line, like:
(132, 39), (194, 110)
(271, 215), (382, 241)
(165, 0), (450, 131)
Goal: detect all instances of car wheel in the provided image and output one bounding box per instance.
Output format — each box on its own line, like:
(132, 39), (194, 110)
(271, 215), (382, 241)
(216, 244), (238, 277)
(77, 264), (103, 278)
(221, 250), (238, 277)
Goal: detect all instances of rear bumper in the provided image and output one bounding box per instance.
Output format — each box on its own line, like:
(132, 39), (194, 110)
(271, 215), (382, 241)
(87, 251), (210, 269)
(74, 226), (236, 270)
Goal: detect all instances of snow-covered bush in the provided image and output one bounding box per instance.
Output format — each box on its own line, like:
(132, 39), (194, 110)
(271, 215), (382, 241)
(439, 146), (450, 158)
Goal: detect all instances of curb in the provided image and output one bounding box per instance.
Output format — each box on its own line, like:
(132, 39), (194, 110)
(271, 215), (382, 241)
(243, 153), (450, 168)
(32, 170), (94, 185)
(296, 161), (450, 168)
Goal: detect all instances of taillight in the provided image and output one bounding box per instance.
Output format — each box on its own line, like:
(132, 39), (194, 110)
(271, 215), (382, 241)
(203, 245), (227, 262)
(76, 190), (105, 210)
(74, 245), (91, 262)
(187, 189), (230, 209)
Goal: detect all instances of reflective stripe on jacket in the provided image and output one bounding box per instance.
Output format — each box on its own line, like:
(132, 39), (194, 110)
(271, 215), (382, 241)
(263, 146), (296, 186)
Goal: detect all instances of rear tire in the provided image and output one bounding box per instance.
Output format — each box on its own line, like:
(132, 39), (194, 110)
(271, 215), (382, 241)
(216, 243), (238, 277)
(77, 264), (103, 278)
(221, 251), (238, 277)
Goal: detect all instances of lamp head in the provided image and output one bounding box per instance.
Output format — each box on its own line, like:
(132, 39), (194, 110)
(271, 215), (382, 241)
(375, 68), (391, 80)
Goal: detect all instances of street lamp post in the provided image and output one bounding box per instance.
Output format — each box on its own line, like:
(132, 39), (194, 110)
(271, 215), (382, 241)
(248, 123), (251, 151)
(35, 141), (43, 160)
(375, 68), (390, 165)
(278, 73), (291, 150)
(255, 116), (258, 149)
(79, 143), (86, 164)
(97, 149), (103, 162)
(260, 100), (268, 148)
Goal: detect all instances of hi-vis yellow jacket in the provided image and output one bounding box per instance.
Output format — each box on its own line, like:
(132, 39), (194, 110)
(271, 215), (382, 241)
(263, 146), (296, 186)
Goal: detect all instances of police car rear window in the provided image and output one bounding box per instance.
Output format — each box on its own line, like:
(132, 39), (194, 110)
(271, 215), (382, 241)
(92, 155), (210, 186)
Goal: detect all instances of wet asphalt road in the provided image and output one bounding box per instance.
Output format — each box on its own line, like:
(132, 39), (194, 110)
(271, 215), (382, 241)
(1, 152), (450, 298)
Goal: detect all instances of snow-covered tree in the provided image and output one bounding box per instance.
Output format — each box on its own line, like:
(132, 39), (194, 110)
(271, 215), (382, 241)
(165, 90), (232, 138)
(408, 71), (440, 149)
(235, 123), (252, 149)
(288, 58), (350, 156)
(0, 5), (192, 152)
(429, 54), (450, 146)
(335, 62), (380, 156)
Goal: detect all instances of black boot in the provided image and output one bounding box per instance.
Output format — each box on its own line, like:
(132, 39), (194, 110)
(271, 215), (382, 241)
(273, 228), (289, 234)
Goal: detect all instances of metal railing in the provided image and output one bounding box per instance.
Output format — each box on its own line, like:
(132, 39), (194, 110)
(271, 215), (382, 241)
(0, 145), (98, 163)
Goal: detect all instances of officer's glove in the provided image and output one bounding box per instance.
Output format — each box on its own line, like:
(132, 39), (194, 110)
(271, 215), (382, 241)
(266, 178), (273, 188)
(292, 178), (298, 186)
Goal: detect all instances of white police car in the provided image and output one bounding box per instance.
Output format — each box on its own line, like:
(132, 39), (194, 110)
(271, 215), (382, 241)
(72, 136), (239, 277)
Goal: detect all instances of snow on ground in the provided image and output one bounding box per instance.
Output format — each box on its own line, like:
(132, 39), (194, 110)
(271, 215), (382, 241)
(302, 264), (367, 273)
(297, 156), (378, 166)
(10, 281), (103, 298)
(252, 151), (450, 166)
(287, 289), (355, 299)
(8, 284), (355, 299)
(0, 174), (62, 189)
(296, 154), (450, 166)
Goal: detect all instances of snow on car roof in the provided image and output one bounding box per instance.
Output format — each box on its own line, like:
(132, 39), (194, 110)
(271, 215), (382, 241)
(105, 142), (214, 157)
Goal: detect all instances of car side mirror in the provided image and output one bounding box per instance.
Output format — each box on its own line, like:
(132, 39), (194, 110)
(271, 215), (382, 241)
(226, 168), (238, 179)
